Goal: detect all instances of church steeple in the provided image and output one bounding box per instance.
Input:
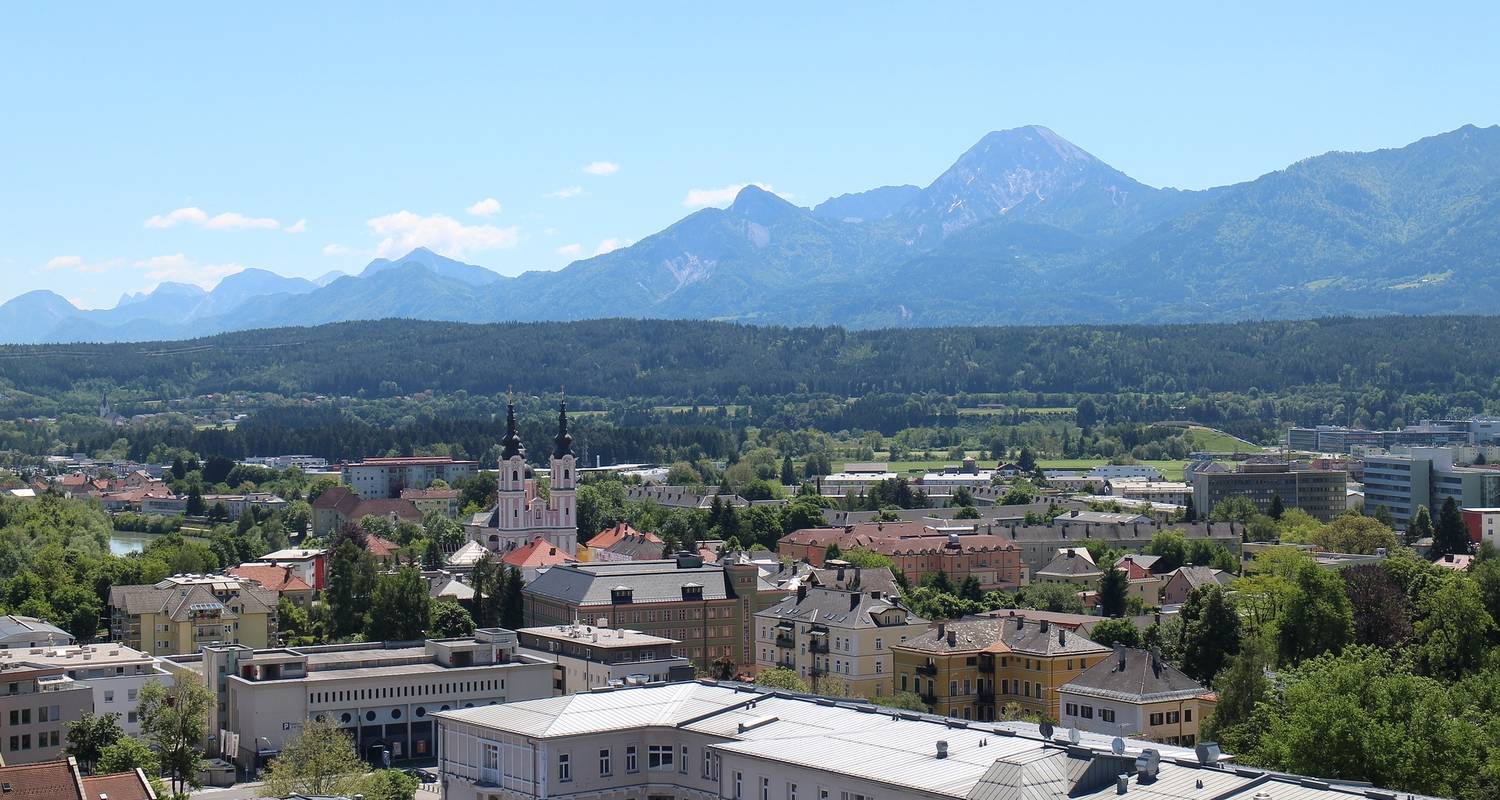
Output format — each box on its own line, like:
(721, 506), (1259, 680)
(552, 398), (575, 459)
(500, 399), (525, 460)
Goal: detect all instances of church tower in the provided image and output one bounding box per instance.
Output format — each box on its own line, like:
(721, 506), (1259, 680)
(497, 399), (527, 533)
(549, 399), (577, 539)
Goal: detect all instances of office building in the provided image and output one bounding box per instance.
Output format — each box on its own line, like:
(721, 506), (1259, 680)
(755, 577), (927, 699)
(1190, 463), (1346, 522)
(1364, 447), (1500, 528)
(517, 625), (695, 693)
(107, 575), (280, 656)
(521, 554), (782, 673)
(162, 628), (553, 775)
(1058, 645), (1215, 746)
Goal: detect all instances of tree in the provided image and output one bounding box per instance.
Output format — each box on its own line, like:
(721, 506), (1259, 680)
(1371, 505), (1396, 530)
(171, 455), (187, 480)
(139, 679), (214, 796)
(822, 543), (842, 561)
(1019, 582), (1085, 614)
(356, 770), (420, 800)
(1017, 447), (1036, 472)
(1179, 584), (1241, 683)
(502, 565), (525, 629)
(1098, 567), (1129, 617)
(185, 485), (205, 516)
(430, 598), (476, 637)
(921, 570), (956, 594)
(1277, 561), (1354, 665)
(1407, 504), (1435, 547)
(1088, 617), (1143, 648)
(1267, 493), (1285, 521)
(1204, 638), (1270, 747)
(327, 539), (377, 637)
(754, 667), (810, 693)
(368, 567), (431, 641)
(1146, 530), (1188, 572)
(96, 737), (159, 775)
(1433, 496), (1471, 557)
(1340, 564), (1411, 648)
(781, 455), (797, 486)
(958, 575), (984, 603)
(66, 711), (123, 773)
(1314, 514), (1397, 555)
(1209, 497), (1259, 524)
(954, 505), (981, 519)
(870, 691), (928, 712)
(1410, 576), (1495, 680)
(950, 486), (975, 508)
(262, 716), (366, 798)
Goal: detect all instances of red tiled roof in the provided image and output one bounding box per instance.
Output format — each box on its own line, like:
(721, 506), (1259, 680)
(779, 523), (1020, 554)
(226, 564), (313, 593)
(502, 537), (575, 569)
(81, 771), (156, 800)
(585, 522), (661, 550)
(400, 488), (459, 500)
(364, 533), (400, 559)
(313, 486), (422, 523)
(0, 760), (155, 800)
(344, 456), (476, 466)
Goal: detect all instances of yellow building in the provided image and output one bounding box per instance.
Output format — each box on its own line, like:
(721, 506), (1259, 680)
(754, 573), (926, 699)
(107, 575), (280, 656)
(893, 614), (1111, 722)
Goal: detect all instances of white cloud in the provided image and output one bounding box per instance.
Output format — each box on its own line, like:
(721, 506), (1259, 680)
(466, 197), (502, 217)
(365, 211), (522, 258)
(132, 254), (242, 288)
(594, 238), (632, 256)
(44, 255), (124, 274)
(555, 243), (583, 259)
(682, 182), (774, 209)
(582, 161), (619, 176)
(322, 243), (353, 256)
(144, 207), (209, 228)
(286, 218), (307, 234)
(545, 186), (586, 200)
(145, 205), (283, 230)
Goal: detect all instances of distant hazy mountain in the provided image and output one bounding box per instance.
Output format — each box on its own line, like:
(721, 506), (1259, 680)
(812, 185), (921, 222)
(4, 124), (1500, 341)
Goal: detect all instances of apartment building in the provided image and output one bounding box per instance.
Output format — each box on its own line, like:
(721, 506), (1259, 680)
(516, 625), (694, 693)
(754, 579), (927, 699)
(1033, 549), (1104, 588)
(521, 554), (784, 673)
(107, 575), (280, 656)
(1059, 645), (1215, 746)
(1106, 480), (1192, 506)
(0, 661), (90, 765)
(0, 643), (173, 736)
(163, 628), (553, 775)
(340, 456), (478, 499)
(892, 614), (1111, 722)
(242, 547), (327, 590)
(224, 564), (315, 608)
(1462, 507), (1500, 548)
(310, 486), (423, 537)
(401, 487), (462, 518)
(434, 680), (1400, 800)
(1190, 462), (1346, 522)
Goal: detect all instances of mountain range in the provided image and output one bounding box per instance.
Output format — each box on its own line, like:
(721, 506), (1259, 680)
(5, 123), (1499, 343)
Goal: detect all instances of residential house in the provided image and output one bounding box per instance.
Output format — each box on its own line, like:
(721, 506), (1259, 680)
(503, 536), (577, 583)
(0, 758), (156, 800)
(1158, 566), (1233, 606)
(310, 486), (422, 538)
(107, 575), (280, 656)
(225, 564), (316, 609)
(1059, 644), (1216, 746)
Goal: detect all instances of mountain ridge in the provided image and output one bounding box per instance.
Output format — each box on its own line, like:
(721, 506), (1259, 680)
(4, 124), (1498, 342)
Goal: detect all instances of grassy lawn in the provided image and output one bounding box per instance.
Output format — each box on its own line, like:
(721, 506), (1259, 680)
(1174, 425), (1266, 452)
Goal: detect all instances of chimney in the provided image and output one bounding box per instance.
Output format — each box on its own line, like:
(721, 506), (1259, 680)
(1150, 646), (1161, 671)
(796, 584), (808, 603)
(850, 592), (862, 611)
(936, 740), (949, 759)
(1040, 619), (1049, 633)
(1114, 642), (1126, 670)
(1059, 628), (1066, 645)
(946, 630), (957, 647)
(937, 622), (946, 638)
(1116, 776), (1130, 795)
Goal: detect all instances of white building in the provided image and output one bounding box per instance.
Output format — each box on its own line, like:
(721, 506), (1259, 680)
(0, 643), (173, 735)
(465, 402), (579, 557)
(340, 456), (479, 500)
(819, 462), (898, 495)
(0, 616), (73, 650)
(435, 680), (1415, 800)
(1087, 465), (1165, 481)
(516, 625), (695, 693)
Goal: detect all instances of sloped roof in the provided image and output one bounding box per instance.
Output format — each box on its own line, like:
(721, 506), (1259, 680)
(502, 537), (575, 569)
(1060, 646), (1206, 703)
(226, 564), (313, 593)
(0, 760), (155, 800)
(585, 522), (661, 550)
(1036, 551), (1104, 578)
(107, 578), (277, 620)
(602, 534), (667, 560)
(761, 586), (921, 630)
(988, 616), (1110, 657)
(446, 540), (491, 566)
(1165, 566), (1231, 590)
(523, 560), (734, 606)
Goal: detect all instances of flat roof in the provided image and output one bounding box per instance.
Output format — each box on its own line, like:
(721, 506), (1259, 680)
(519, 626), (678, 647)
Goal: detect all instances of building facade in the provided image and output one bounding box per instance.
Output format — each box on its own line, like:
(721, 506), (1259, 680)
(754, 579), (927, 699)
(340, 456), (478, 500)
(0, 661), (91, 765)
(1190, 462), (1346, 522)
(516, 625), (694, 693)
(107, 575), (279, 656)
(1364, 447), (1500, 529)
(4, 643), (173, 736)
(521, 555), (782, 673)
(1059, 645), (1215, 746)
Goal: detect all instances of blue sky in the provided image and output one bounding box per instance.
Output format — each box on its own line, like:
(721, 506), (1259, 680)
(2, 2), (1495, 308)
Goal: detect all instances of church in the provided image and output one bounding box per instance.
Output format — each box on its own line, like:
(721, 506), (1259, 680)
(462, 400), (579, 557)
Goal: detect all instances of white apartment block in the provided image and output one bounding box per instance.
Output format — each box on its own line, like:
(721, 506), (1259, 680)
(0, 643), (174, 735)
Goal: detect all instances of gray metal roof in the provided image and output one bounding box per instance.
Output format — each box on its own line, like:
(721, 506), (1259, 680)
(759, 586), (923, 629)
(1059, 647), (1207, 703)
(521, 560), (733, 606)
(0, 615), (72, 646)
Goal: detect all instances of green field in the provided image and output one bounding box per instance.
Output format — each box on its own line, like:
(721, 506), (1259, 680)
(1173, 425), (1266, 453)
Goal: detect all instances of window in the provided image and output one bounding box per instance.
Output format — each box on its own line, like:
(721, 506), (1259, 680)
(681, 745), (689, 773)
(949, 680), (958, 696)
(963, 679), (971, 695)
(734, 771), (743, 800)
(1149, 713), (1164, 726)
(599, 748), (611, 776)
(1101, 708), (1115, 723)
(875, 638), (882, 650)
(558, 752), (571, 782)
(1065, 702), (1078, 716)
(900, 674), (908, 691)
(704, 749), (714, 778)
(104, 690), (115, 703)
(127, 688), (138, 701)
(482, 744), (499, 771)
(790, 784), (799, 800)
(626, 745), (638, 772)
(1166, 711), (1180, 724)
(648, 744), (674, 769)
(1184, 709), (1193, 722)
(1080, 705), (1094, 719)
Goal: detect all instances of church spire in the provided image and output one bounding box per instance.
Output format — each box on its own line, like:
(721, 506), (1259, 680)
(500, 397), (525, 460)
(552, 395), (575, 459)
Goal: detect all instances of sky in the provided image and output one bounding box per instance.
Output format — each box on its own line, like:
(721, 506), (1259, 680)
(1, 3), (1496, 309)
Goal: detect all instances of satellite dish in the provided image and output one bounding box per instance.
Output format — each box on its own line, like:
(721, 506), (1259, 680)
(1068, 727), (1081, 744)
(1038, 720), (1054, 739)
(1111, 737), (1125, 755)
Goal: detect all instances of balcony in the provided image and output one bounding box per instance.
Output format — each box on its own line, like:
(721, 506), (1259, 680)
(774, 633), (796, 649)
(978, 655), (995, 673)
(978, 689), (995, 703)
(919, 692), (937, 707)
(809, 639), (829, 654)
(916, 662), (937, 677)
